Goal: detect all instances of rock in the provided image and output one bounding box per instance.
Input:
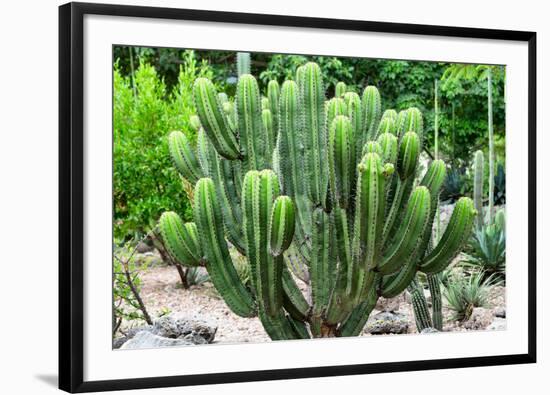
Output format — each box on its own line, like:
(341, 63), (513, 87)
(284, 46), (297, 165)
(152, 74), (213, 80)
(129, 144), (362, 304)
(112, 336), (129, 349)
(494, 306), (506, 318)
(152, 314), (217, 343)
(487, 318), (506, 331)
(420, 327), (439, 334)
(112, 325), (154, 349)
(365, 311), (408, 334)
(375, 296), (403, 312)
(114, 314), (217, 349)
(136, 241), (153, 253)
(120, 331), (196, 349)
(463, 307), (493, 330)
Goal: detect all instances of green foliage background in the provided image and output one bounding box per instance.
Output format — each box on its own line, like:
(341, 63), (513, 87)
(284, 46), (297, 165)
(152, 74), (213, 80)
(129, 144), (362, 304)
(113, 46), (505, 240)
(113, 50), (213, 240)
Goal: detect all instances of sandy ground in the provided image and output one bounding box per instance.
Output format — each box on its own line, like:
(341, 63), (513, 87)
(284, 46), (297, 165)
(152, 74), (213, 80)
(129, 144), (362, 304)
(118, 261), (505, 344)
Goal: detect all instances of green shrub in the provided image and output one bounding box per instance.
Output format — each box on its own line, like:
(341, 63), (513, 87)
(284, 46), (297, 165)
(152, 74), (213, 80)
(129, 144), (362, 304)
(113, 51), (213, 240)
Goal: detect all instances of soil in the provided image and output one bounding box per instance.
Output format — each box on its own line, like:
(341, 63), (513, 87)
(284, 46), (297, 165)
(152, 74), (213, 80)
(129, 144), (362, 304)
(118, 257), (506, 344)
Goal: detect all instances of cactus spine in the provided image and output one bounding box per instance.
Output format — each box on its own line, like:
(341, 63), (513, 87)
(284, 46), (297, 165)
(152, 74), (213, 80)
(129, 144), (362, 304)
(160, 61), (476, 340)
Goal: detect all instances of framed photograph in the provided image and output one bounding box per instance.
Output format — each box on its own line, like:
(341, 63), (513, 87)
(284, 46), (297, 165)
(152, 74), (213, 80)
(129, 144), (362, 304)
(59, 2), (537, 393)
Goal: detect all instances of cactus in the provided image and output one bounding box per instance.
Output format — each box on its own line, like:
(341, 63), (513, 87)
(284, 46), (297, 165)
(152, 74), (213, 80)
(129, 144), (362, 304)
(335, 81), (347, 97)
(473, 150), (484, 229)
(236, 52), (251, 76)
(160, 61), (476, 340)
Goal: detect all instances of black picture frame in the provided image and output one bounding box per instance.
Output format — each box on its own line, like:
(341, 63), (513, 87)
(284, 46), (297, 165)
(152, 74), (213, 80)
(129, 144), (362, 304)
(59, 2), (537, 393)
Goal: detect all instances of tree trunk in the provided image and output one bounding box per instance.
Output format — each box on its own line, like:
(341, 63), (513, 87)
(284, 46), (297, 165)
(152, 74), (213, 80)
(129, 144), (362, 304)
(176, 265), (189, 289)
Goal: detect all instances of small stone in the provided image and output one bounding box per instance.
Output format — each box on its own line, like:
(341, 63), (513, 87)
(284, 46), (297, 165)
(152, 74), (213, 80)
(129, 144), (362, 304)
(152, 314), (217, 343)
(494, 307), (506, 318)
(136, 241), (154, 253)
(487, 318), (506, 331)
(463, 307), (493, 330)
(120, 331), (195, 349)
(365, 311), (408, 334)
(375, 296), (403, 312)
(420, 327), (439, 334)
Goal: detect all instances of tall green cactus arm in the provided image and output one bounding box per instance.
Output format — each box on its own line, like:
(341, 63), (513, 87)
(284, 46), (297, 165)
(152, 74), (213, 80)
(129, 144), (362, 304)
(159, 212), (203, 266)
(196, 129), (211, 176)
(377, 132), (398, 164)
(326, 207), (354, 324)
(378, 186), (431, 275)
(377, 109), (398, 136)
(473, 150), (484, 229)
(194, 178), (256, 317)
(343, 92), (362, 169)
(236, 52), (251, 76)
(396, 109), (408, 140)
(354, 153), (389, 270)
(326, 97), (348, 129)
(420, 197), (477, 273)
(295, 65), (305, 87)
(270, 196), (296, 256)
(380, 249), (417, 298)
(193, 78), (241, 160)
(427, 273), (443, 330)
(362, 85), (382, 141)
(243, 170), (284, 316)
(376, 117), (394, 136)
(199, 129), (245, 254)
(267, 80), (280, 135)
(262, 109), (275, 160)
(190, 114), (201, 132)
(362, 141), (382, 158)
(281, 265), (310, 321)
(397, 131), (420, 180)
(328, 115), (354, 209)
(300, 62), (329, 208)
(409, 277), (433, 331)
(397, 107), (424, 142)
(258, 308), (306, 340)
(236, 74), (265, 171)
(338, 286), (378, 337)
(261, 97), (270, 111)
(168, 131), (203, 184)
(278, 80), (303, 198)
(416, 159), (447, 257)
(335, 81), (347, 97)
(382, 109), (398, 124)
(310, 207), (333, 335)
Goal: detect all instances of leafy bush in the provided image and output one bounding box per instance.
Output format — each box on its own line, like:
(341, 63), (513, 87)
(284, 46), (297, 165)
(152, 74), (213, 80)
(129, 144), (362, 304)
(113, 51), (213, 240)
(444, 271), (498, 321)
(113, 240), (152, 333)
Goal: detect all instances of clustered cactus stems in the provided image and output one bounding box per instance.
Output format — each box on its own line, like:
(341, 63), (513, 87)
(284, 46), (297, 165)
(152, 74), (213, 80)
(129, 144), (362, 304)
(160, 60), (476, 339)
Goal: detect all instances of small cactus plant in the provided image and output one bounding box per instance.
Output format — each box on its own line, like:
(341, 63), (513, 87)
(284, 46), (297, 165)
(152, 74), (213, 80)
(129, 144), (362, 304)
(160, 61), (476, 339)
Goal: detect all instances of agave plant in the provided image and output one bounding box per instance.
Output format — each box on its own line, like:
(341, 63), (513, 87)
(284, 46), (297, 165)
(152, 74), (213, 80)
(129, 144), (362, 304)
(444, 271), (499, 321)
(493, 163), (506, 205)
(158, 59), (476, 339)
(463, 211), (506, 281)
